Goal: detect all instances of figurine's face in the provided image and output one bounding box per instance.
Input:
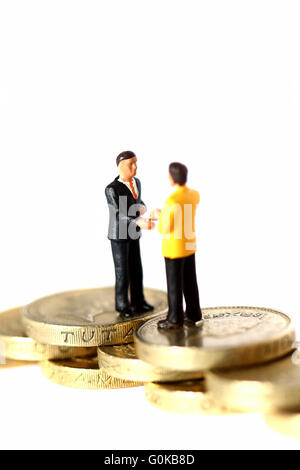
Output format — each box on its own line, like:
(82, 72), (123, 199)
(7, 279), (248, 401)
(119, 157), (138, 181)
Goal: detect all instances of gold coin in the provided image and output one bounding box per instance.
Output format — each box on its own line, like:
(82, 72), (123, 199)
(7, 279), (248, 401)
(0, 307), (96, 361)
(22, 287), (167, 347)
(40, 356), (141, 390)
(145, 381), (228, 415)
(207, 353), (300, 412)
(265, 411), (300, 439)
(135, 307), (295, 372)
(98, 343), (204, 383)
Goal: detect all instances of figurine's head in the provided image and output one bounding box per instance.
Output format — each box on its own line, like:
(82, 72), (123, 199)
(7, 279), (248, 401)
(117, 151), (137, 181)
(169, 162), (188, 186)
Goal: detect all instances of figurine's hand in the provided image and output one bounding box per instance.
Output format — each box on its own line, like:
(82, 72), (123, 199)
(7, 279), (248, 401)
(149, 209), (162, 220)
(138, 204), (147, 216)
(136, 217), (155, 230)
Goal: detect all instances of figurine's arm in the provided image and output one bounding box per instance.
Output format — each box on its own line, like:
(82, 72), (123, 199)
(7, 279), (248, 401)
(105, 186), (140, 228)
(105, 187), (153, 230)
(136, 179), (147, 215)
(138, 200), (147, 216)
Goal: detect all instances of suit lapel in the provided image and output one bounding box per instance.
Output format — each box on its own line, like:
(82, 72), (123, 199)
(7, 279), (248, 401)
(114, 176), (138, 203)
(135, 178), (141, 199)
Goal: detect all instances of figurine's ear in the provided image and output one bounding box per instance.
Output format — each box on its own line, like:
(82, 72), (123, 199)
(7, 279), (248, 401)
(169, 173), (175, 186)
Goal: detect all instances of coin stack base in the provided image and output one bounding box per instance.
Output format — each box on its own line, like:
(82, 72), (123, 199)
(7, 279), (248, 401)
(144, 380), (230, 415)
(207, 353), (300, 413)
(1, 297), (298, 429)
(0, 307), (97, 361)
(98, 343), (204, 383)
(40, 357), (142, 390)
(265, 411), (300, 439)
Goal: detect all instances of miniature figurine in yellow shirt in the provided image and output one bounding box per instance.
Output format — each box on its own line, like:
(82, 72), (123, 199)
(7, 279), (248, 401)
(150, 162), (202, 329)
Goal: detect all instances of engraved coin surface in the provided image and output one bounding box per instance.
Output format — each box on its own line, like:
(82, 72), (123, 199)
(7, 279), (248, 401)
(135, 307), (295, 371)
(98, 343), (204, 383)
(145, 380), (228, 415)
(207, 353), (300, 412)
(0, 307), (96, 361)
(40, 356), (141, 390)
(22, 287), (168, 347)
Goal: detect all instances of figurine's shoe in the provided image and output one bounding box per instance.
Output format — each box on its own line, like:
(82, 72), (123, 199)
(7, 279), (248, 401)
(132, 301), (154, 314)
(157, 319), (184, 330)
(185, 309), (203, 326)
(185, 318), (204, 328)
(184, 318), (197, 327)
(117, 307), (134, 318)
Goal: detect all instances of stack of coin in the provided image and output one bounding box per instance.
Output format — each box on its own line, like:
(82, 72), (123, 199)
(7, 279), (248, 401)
(0, 307), (97, 362)
(0, 286), (168, 389)
(2, 293), (300, 438)
(134, 307), (295, 371)
(97, 343), (204, 383)
(131, 306), (300, 426)
(40, 356), (141, 390)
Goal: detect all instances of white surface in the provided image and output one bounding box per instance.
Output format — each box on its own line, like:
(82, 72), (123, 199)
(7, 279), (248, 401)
(1, 0), (300, 450)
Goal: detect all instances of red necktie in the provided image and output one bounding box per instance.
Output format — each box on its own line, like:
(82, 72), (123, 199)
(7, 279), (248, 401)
(129, 179), (138, 199)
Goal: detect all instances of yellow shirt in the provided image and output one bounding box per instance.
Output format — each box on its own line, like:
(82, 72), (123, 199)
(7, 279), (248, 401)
(158, 185), (200, 259)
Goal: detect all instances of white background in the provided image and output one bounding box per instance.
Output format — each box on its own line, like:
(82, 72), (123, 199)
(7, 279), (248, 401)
(0, 0), (300, 450)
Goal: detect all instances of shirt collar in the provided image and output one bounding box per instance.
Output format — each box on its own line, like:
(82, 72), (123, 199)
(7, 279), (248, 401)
(117, 176), (135, 184)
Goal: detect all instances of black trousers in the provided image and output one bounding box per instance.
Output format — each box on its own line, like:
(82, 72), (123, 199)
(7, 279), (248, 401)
(165, 253), (202, 324)
(111, 239), (145, 311)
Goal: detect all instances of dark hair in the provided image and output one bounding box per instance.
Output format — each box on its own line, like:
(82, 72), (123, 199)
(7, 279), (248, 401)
(169, 162), (188, 185)
(116, 150), (136, 166)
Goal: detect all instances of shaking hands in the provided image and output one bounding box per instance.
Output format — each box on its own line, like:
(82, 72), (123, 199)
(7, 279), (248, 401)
(136, 208), (162, 230)
(149, 209), (162, 220)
